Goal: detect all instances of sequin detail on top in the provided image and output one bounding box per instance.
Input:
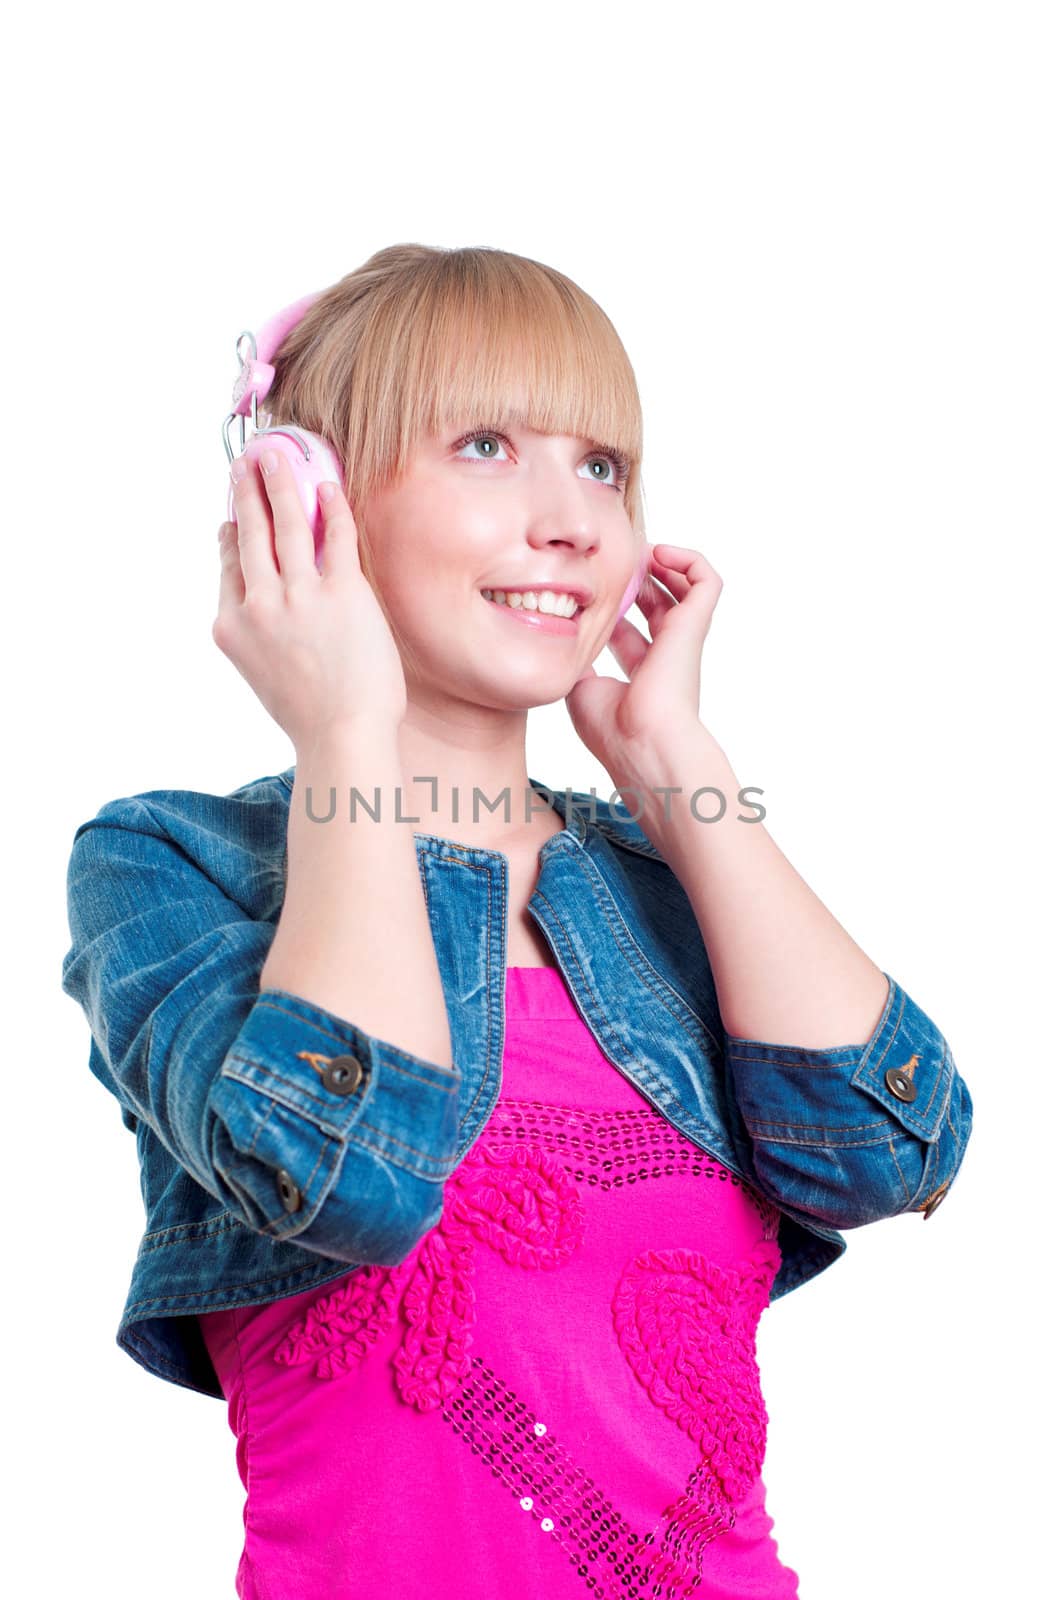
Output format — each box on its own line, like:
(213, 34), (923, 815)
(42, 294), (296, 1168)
(477, 1098), (779, 1225)
(438, 1351), (776, 1599)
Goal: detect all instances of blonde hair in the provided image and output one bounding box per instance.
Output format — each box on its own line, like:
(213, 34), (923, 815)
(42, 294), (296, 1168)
(262, 244), (647, 653)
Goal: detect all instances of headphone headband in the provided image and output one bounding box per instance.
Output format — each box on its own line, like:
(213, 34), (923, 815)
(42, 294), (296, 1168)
(252, 290), (322, 367)
(227, 289), (323, 430)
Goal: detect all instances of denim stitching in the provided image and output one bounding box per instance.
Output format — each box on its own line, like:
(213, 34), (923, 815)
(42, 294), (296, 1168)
(345, 1123), (454, 1175)
(590, 812), (668, 862)
(867, 981), (904, 1065)
(536, 867), (713, 1106)
(533, 895), (685, 1113)
(597, 828), (664, 861)
(216, 1160), (301, 1236)
(222, 1060), (358, 1126)
(124, 1259), (357, 1314)
(731, 1052), (864, 1067)
(370, 1052), (459, 1084)
(910, 1127), (941, 1209)
(247, 1100), (274, 1158)
(255, 995), (458, 1076)
(223, 1054), (458, 1123)
(744, 1115), (892, 1134)
(881, 1036), (948, 1137)
(252, 998), (357, 1049)
(354, 1114), (456, 1157)
(213, 1163), (259, 1232)
(567, 849), (724, 1058)
(268, 1130), (335, 1236)
(921, 1040), (948, 1124)
(437, 855), (499, 1134)
(886, 1137), (912, 1205)
(140, 1211), (242, 1247)
(214, 1128), (334, 1234)
(749, 1129), (901, 1149)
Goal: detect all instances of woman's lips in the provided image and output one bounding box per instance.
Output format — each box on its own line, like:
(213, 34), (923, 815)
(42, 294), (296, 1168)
(481, 595), (581, 636)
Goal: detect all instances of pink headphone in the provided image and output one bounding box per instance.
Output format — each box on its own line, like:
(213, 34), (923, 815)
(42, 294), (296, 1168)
(222, 291), (649, 625)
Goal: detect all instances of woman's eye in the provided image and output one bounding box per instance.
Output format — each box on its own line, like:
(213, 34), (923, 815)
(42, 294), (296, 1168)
(453, 431), (628, 491)
(455, 434), (511, 462)
(578, 455), (623, 489)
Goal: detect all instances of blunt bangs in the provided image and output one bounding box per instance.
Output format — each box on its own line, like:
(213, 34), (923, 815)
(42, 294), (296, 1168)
(263, 245), (646, 541)
(379, 254), (643, 497)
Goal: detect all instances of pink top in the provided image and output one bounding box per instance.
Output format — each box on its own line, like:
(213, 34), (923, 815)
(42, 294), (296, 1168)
(199, 966), (800, 1598)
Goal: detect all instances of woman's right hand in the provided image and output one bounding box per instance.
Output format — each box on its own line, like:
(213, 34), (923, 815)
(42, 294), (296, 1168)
(213, 451), (408, 750)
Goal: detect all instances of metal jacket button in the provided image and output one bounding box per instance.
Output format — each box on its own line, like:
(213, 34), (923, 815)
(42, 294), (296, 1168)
(276, 1169), (302, 1213)
(884, 1066), (917, 1103)
(322, 1054), (364, 1096)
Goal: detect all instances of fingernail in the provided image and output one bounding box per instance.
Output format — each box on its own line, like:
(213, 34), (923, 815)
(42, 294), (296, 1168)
(260, 449), (278, 476)
(229, 457), (248, 485)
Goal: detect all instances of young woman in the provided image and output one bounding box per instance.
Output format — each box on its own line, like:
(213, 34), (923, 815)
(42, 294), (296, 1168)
(62, 243), (973, 1598)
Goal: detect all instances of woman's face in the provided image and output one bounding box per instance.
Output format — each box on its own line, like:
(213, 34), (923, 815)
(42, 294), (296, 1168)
(357, 420), (640, 710)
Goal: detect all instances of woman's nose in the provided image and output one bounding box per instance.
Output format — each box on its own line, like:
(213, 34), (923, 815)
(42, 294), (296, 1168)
(524, 488), (602, 551)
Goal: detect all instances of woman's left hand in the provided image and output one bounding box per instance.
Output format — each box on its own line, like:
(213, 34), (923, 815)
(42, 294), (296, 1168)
(564, 543), (723, 771)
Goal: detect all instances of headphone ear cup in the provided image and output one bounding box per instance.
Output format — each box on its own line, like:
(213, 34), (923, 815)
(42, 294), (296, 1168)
(226, 429), (344, 572)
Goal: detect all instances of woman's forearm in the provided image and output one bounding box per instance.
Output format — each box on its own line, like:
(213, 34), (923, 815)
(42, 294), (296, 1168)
(609, 723), (890, 1050)
(259, 724), (455, 1071)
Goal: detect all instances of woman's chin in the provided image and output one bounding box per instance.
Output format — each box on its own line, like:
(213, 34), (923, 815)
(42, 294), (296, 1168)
(482, 668), (577, 712)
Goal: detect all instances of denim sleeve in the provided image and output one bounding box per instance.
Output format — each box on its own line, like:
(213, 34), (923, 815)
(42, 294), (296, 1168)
(60, 798), (461, 1265)
(723, 972), (973, 1230)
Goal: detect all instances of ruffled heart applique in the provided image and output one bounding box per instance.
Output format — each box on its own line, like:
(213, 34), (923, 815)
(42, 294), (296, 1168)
(273, 1143), (586, 1409)
(612, 1238), (782, 1531)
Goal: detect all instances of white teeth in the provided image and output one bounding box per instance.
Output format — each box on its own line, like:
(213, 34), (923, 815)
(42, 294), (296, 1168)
(481, 589), (581, 618)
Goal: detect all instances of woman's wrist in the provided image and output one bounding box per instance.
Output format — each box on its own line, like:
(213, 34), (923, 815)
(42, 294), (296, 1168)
(293, 718), (402, 770)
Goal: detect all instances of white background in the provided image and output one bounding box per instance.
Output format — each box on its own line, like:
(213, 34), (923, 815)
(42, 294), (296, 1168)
(7, 1), (1059, 1595)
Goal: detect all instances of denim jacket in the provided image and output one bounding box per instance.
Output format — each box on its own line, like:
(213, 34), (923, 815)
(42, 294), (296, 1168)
(60, 764), (973, 1401)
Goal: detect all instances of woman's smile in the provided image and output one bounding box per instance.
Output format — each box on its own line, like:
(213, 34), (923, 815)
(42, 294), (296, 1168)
(479, 590), (583, 636)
